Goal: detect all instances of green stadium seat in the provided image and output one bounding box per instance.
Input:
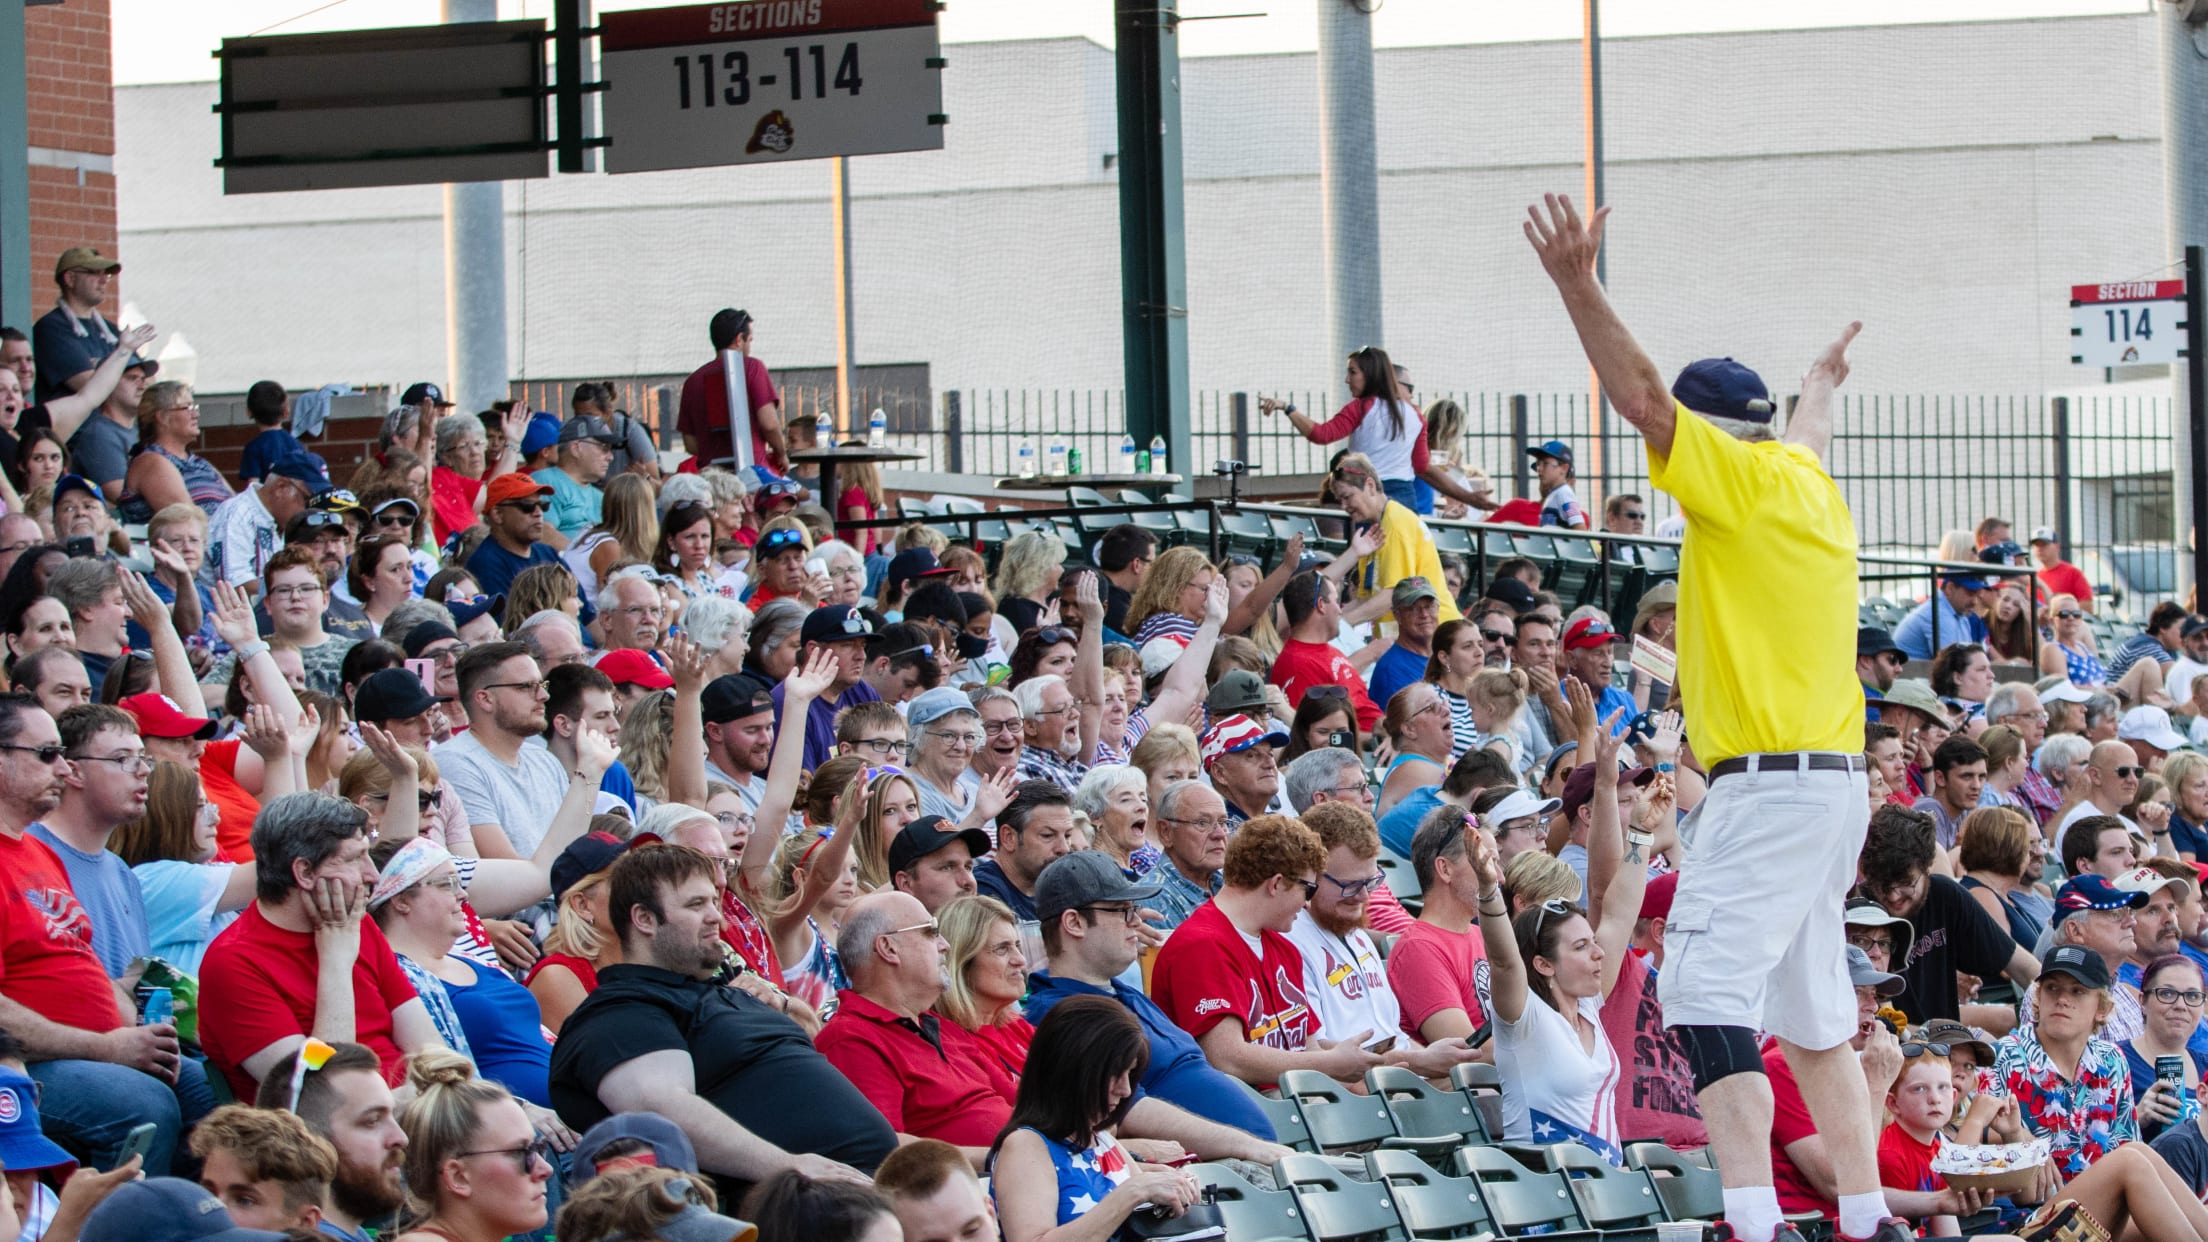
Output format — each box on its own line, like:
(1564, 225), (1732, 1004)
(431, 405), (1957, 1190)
(1191, 1160), (1307, 1242)
(1365, 1147), (1495, 1240)
(1273, 1152), (1409, 1242)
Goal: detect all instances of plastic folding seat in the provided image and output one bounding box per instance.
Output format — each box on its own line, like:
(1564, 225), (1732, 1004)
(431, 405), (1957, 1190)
(1364, 1147), (1495, 1240)
(1191, 1160), (1307, 1242)
(1274, 1151), (1409, 1242)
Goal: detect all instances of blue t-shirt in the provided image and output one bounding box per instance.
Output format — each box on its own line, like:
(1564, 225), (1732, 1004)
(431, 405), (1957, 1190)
(2172, 814), (2208, 862)
(465, 538), (593, 625)
(974, 859), (1039, 922)
(32, 303), (118, 404)
(239, 428), (324, 483)
(1379, 787), (1443, 859)
(1366, 644), (1427, 712)
(770, 680), (880, 773)
(1024, 971), (1275, 1141)
(68, 413), (135, 491)
(440, 956), (553, 1107)
(533, 467), (604, 539)
(29, 824), (149, 977)
(601, 761), (639, 813)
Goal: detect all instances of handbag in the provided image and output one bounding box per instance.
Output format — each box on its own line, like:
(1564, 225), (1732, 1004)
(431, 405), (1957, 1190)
(1119, 1197), (1227, 1242)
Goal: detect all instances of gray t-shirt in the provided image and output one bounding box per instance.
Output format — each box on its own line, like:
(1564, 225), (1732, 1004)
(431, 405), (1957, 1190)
(915, 769), (980, 825)
(434, 730), (572, 857)
(68, 413), (135, 490)
(2153, 1117), (2208, 1196)
(29, 824), (149, 977)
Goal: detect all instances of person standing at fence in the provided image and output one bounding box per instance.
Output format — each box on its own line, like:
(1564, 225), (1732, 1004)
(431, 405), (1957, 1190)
(676, 309), (785, 475)
(1525, 192), (1901, 1242)
(1261, 348), (1488, 516)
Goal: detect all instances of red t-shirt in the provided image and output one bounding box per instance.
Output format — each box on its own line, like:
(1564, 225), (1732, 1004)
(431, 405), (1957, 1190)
(430, 465), (481, 548)
(1270, 638), (1382, 732)
(1768, 1042), (1838, 1218)
(1384, 919), (1491, 1041)
(1152, 900), (1317, 1060)
(964, 1018), (1032, 1095)
(1878, 1122), (1946, 1198)
(837, 485), (879, 555)
(204, 740), (261, 864)
(1596, 953), (1709, 1150)
(677, 354), (778, 471)
(0, 831), (125, 1034)
(814, 991), (1012, 1148)
(198, 902), (421, 1099)
(2037, 562), (2093, 609)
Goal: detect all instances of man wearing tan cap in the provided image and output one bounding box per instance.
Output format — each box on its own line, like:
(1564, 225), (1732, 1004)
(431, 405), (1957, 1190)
(33, 246), (132, 405)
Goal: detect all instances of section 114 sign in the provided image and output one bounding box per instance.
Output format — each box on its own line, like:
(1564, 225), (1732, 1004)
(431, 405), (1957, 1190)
(2071, 279), (2186, 368)
(599, 0), (945, 174)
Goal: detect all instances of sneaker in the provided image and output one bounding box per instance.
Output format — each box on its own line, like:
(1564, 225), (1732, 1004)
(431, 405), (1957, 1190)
(1838, 1218), (1916, 1242)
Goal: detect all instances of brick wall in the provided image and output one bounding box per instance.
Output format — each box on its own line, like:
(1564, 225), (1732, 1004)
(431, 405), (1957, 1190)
(22, 0), (119, 323)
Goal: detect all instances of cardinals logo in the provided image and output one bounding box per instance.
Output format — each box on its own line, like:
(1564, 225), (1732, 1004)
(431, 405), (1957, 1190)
(746, 111), (796, 155)
(1243, 968), (1315, 1050)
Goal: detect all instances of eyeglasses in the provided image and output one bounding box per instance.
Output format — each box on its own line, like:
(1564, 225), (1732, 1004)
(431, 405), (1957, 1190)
(459, 1138), (555, 1176)
(427, 643), (471, 665)
(266, 584), (322, 601)
(758, 529), (806, 553)
(1899, 1041), (1953, 1059)
(293, 512), (346, 530)
(2150, 986), (2208, 1007)
(1850, 934), (1897, 953)
(981, 719), (1023, 736)
(416, 873), (465, 896)
(882, 919), (941, 941)
(0, 743), (67, 765)
(1324, 870), (1385, 898)
(929, 729), (981, 748)
(1225, 553), (1261, 568)
(1328, 783), (1376, 803)
(482, 679), (551, 695)
(70, 749), (154, 774)
(849, 737), (904, 757)
(1083, 903), (1144, 926)
(1161, 815), (1231, 834)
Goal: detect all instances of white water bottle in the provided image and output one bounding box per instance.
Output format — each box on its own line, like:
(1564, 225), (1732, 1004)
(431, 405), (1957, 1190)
(814, 408), (832, 445)
(868, 407), (887, 448)
(1047, 439), (1067, 477)
(1119, 433), (1137, 472)
(1149, 435), (1169, 476)
(1017, 440), (1037, 478)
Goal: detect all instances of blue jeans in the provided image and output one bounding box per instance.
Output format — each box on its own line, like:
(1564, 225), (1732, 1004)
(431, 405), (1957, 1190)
(29, 1056), (215, 1176)
(1382, 477), (1423, 512)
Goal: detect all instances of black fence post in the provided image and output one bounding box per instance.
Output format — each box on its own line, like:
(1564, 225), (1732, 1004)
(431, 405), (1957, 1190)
(1511, 394), (1530, 499)
(2052, 395), (2071, 548)
(1231, 391), (1250, 467)
(654, 386), (675, 452)
(945, 390), (964, 475)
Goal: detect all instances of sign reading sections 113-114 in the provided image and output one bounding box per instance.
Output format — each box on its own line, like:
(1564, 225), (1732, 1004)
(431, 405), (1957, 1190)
(599, 0), (945, 174)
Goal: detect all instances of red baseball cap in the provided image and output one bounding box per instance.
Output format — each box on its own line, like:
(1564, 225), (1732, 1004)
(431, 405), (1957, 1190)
(1640, 871), (1678, 922)
(1562, 617), (1625, 651)
(484, 472), (555, 508)
(595, 648), (674, 690)
(118, 692), (217, 740)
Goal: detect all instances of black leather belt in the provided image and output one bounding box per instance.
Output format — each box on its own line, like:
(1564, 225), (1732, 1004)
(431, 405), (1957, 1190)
(1708, 752), (1867, 782)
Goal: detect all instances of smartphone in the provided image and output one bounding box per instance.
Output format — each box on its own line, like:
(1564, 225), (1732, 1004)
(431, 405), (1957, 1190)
(1366, 1035), (1398, 1055)
(1327, 730), (1354, 750)
(1163, 1152), (1201, 1168)
(1469, 1023), (1492, 1049)
(65, 535), (96, 559)
(406, 658), (438, 696)
(112, 1122), (158, 1171)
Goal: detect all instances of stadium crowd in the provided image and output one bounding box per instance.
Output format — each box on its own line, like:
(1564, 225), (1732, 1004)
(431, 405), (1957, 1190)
(4, 209), (2208, 1242)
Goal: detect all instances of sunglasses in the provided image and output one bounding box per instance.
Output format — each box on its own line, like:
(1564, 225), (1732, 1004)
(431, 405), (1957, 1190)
(500, 501), (548, 515)
(2059, 610), (2085, 620)
(1479, 628), (1513, 644)
(0, 743), (67, 765)
(295, 512), (346, 530)
(2115, 766), (2144, 779)
(1899, 1041), (1952, 1059)
(1531, 897), (1577, 940)
(374, 511), (415, 528)
(459, 1138), (555, 1176)
(1292, 876), (1320, 900)
(1030, 626), (1076, 647)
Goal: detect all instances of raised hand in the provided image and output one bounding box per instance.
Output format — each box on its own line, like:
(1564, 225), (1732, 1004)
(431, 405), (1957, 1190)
(1466, 818), (1504, 893)
(574, 723), (617, 781)
(1280, 529), (1306, 570)
(1071, 568), (1104, 621)
(208, 580), (260, 651)
(1642, 708), (1684, 765)
(118, 322), (159, 356)
(971, 764), (1018, 823)
(241, 703), (291, 759)
(359, 721), (418, 780)
(1805, 321), (1864, 391)
(1591, 707), (1628, 774)
(1203, 575), (1230, 627)
(288, 700), (323, 755)
(785, 647), (838, 704)
(1347, 523), (1384, 561)
(147, 537), (192, 587)
(1524, 192), (1610, 288)
(499, 405), (530, 459)
(1561, 676), (1597, 743)
(664, 632), (710, 694)
(115, 563), (168, 632)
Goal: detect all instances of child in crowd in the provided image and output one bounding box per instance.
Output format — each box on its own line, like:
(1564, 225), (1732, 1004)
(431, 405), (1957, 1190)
(1879, 1047), (1964, 1237)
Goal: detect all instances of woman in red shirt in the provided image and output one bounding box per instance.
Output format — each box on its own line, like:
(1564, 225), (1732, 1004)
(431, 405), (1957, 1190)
(933, 893), (1032, 1100)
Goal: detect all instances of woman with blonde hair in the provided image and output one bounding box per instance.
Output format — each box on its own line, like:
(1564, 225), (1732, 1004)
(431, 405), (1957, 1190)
(121, 380), (233, 522)
(934, 894), (1032, 1092)
(392, 1050), (554, 1242)
(1502, 847), (1581, 914)
(992, 529), (1065, 636)
(1123, 546), (1216, 645)
(2040, 593), (2107, 686)
(1128, 723), (1200, 811)
(2162, 749), (2208, 862)
(298, 690), (358, 794)
(526, 846), (624, 1034)
(617, 690), (678, 813)
(834, 454), (888, 557)
(847, 766), (924, 892)
(501, 564), (580, 635)
(564, 472), (658, 609)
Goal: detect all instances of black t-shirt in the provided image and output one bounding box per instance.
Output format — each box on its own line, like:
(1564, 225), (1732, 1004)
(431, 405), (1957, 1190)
(547, 963), (897, 1187)
(1894, 874), (2018, 1023)
(1104, 580), (1134, 636)
(999, 595), (1045, 637)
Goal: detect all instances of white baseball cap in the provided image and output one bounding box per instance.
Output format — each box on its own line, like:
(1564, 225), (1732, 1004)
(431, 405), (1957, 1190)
(2118, 705), (2189, 752)
(1478, 789), (1562, 828)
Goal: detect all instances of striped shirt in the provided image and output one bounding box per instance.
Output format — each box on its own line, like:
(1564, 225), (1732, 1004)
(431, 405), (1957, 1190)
(1439, 686), (1479, 763)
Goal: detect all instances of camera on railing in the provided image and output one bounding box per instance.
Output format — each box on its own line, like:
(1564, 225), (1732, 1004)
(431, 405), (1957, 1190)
(1214, 459), (1249, 477)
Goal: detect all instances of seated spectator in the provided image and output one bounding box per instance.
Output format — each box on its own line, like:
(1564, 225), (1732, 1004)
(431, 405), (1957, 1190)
(656, 800), (795, 1002)
(1199, 713), (1287, 827)
(1376, 745), (1523, 860)
(435, 640), (607, 863)
(2057, 743), (2148, 843)
(594, 574), (666, 656)
(1992, 944), (2138, 1177)
(934, 894), (1033, 1093)
(2107, 601), (2188, 690)
(556, 1165), (755, 1242)
(1288, 801), (1478, 1079)
(844, 764), (922, 893)
(1608, 872), (1710, 1149)
(1012, 673), (1092, 794)
(272, 510), (376, 642)
(886, 816), (986, 915)
(547, 842), (898, 1187)
(1912, 736), (1987, 851)
(861, 623), (940, 705)
(189, 1104), (338, 1233)
(989, 997), (1203, 1240)
(741, 1173), (895, 1242)
(1857, 804), (2037, 1023)
(203, 454), (324, 592)
(10, 644), (92, 720)
(770, 604), (881, 772)
(1765, 946), (1909, 1220)
(1144, 780), (1227, 931)
(1150, 814), (1381, 1087)
(904, 687), (987, 825)
(1387, 805), (1498, 1048)
(1375, 685), (1452, 819)
(1874, 1049), (1982, 1236)
(2120, 953), (2206, 1143)
(834, 699), (908, 763)
(46, 556), (130, 687)
(2121, 705), (2191, 776)
(392, 1051), (552, 1242)
(1072, 764), (1160, 879)
(1269, 571), (1381, 733)
(2062, 813), (2143, 892)
(1893, 575), (1992, 663)
(76, 1180), (294, 1242)
(253, 1040), (408, 1242)
(974, 780), (1077, 922)
(35, 703), (154, 975)
(0, 695), (211, 1175)
(111, 759), (254, 974)
(198, 791), (443, 1100)
(2030, 875), (2151, 1043)
(528, 831), (636, 1033)
(464, 473), (567, 602)
(1368, 577), (1443, 709)
(368, 837), (559, 1109)
(1552, 758), (1656, 896)
(874, 1138), (994, 1242)
(1024, 851), (1275, 1138)
(1956, 807), (2045, 959)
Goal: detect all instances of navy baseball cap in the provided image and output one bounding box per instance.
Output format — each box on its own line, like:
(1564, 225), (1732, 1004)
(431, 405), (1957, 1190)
(402, 382), (454, 408)
(267, 453), (331, 494)
(1672, 358), (1777, 423)
(1857, 626), (1904, 659)
(802, 604), (874, 645)
(353, 668), (445, 723)
(2041, 943), (2113, 991)
(1525, 439), (1574, 467)
(52, 473), (99, 505)
(886, 815), (992, 876)
(80, 1179), (287, 1242)
(1940, 573), (1998, 591)
(2053, 873), (2148, 925)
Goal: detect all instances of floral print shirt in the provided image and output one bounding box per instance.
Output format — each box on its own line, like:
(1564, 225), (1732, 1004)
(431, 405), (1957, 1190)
(1990, 1025), (2137, 1178)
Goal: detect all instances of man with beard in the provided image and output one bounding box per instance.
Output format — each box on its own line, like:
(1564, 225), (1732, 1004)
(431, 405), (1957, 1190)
(435, 641), (603, 861)
(31, 705), (153, 975)
(701, 674), (775, 808)
(594, 574), (664, 657)
(548, 843), (895, 1192)
(464, 473), (568, 604)
(0, 696), (209, 1175)
(256, 1041), (409, 1242)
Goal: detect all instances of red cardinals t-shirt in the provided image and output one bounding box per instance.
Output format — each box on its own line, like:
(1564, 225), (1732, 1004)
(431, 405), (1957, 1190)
(1269, 638), (1381, 732)
(1151, 901), (1317, 1074)
(0, 830), (125, 1034)
(198, 901), (421, 1099)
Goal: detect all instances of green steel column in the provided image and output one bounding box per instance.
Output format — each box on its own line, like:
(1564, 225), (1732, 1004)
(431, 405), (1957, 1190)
(1115, 0), (1191, 480)
(0, 0), (30, 331)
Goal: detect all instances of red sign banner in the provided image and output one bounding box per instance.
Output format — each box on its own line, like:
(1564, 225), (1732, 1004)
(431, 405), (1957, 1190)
(601, 0), (938, 51)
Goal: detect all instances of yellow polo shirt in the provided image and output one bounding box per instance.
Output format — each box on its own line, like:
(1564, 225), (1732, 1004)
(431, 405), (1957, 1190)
(1351, 499), (1462, 624)
(1647, 403), (1858, 765)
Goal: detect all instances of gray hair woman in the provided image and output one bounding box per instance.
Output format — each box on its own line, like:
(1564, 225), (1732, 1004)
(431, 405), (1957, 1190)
(679, 594), (752, 680)
(744, 597), (808, 684)
(813, 539), (866, 609)
(1072, 763), (1157, 876)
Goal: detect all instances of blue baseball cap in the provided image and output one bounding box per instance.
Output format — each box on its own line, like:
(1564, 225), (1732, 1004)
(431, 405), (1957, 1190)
(52, 473), (99, 505)
(0, 1066), (76, 1173)
(2053, 873), (2148, 925)
(1672, 358), (1777, 423)
(520, 411), (562, 457)
(1525, 439), (1573, 467)
(1940, 574), (1998, 592)
(447, 593), (504, 628)
(80, 1178), (288, 1242)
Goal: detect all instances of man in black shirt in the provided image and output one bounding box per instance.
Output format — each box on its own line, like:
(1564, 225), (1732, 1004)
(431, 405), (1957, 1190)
(1096, 524), (1157, 637)
(547, 842), (894, 1194)
(1855, 804), (2040, 1023)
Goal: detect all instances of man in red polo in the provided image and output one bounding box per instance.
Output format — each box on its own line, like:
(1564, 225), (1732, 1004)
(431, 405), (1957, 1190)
(676, 308), (785, 473)
(814, 890), (1010, 1168)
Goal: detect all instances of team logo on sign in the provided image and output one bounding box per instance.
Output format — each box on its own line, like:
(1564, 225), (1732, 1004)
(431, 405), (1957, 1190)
(747, 111), (796, 155)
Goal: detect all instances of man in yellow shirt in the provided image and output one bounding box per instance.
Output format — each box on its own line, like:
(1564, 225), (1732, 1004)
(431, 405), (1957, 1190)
(1526, 193), (1899, 1242)
(1326, 451), (1462, 628)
